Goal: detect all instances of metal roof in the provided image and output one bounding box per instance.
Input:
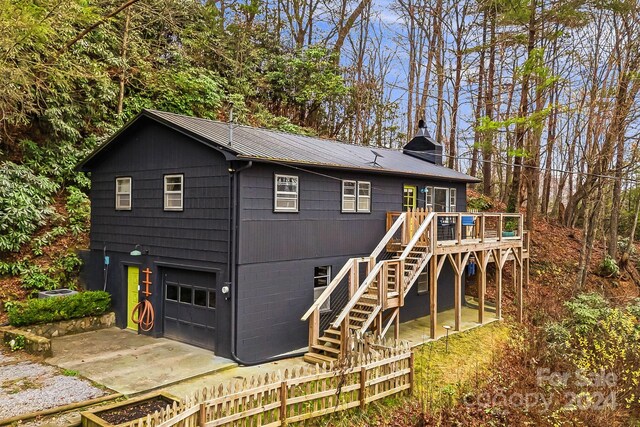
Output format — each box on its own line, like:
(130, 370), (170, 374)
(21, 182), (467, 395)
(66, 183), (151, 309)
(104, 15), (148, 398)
(82, 109), (479, 182)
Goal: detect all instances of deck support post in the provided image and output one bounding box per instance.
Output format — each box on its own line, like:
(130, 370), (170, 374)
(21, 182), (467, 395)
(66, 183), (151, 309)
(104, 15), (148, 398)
(429, 255), (438, 339)
(524, 257), (530, 287)
(478, 251), (486, 324)
(453, 252), (462, 331)
(394, 308), (400, 341)
(517, 247), (524, 322)
(495, 249), (502, 320)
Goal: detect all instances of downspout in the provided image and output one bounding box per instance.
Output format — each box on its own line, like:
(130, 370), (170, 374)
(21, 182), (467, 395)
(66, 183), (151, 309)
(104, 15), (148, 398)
(227, 161), (305, 366)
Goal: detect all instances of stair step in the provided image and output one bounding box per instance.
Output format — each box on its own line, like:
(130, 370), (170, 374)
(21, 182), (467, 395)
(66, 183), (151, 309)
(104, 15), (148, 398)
(304, 353), (337, 364)
(312, 344), (340, 354)
(319, 336), (340, 345)
(349, 317), (366, 324)
(356, 302), (377, 309)
(352, 308), (371, 315)
(324, 328), (341, 336)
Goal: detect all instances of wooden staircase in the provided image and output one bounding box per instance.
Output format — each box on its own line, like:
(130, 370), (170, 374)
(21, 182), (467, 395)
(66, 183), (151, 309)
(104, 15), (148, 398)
(302, 211), (436, 364)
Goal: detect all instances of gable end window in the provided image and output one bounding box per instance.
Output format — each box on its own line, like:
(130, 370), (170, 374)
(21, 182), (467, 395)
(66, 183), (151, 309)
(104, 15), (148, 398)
(115, 177), (131, 210)
(314, 266), (332, 312)
(342, 180), (371, 213)
(274, 175), (298, 212)
(164, 174), (184, 211)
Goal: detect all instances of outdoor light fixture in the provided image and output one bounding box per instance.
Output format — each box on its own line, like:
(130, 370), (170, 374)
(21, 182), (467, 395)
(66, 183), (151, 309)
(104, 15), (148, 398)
(443, 325), (452, 353)
(130, 244), (148, 256)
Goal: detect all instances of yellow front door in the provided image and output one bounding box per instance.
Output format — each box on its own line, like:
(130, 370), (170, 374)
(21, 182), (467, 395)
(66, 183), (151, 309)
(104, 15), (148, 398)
(403, 185), (417, 211)
(127, 266), (139, 330)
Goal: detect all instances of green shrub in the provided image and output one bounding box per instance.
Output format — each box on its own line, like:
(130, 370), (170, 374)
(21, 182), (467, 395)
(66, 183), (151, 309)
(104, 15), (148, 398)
(19, 139), (91, 189)
(65, 187), (90, 236)
(31, 226), (68, 256)
(598, 255), (619, 277)
(0, 259), (31, 276)
(7, 291), (111, 327)
(8, 335), (25, 351)
(0, 162), (58, 252)
(21, 265), (57, 292)
(467, 194), (493, 211)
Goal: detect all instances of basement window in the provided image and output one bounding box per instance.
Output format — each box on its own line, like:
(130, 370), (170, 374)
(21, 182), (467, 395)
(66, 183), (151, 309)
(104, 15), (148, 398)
(115, 177), (132, 210)
(164, 174), (184, 211)
(314, 266), (332, 312)
(274, 174), (298, 212)
(342, 180), (371, 213)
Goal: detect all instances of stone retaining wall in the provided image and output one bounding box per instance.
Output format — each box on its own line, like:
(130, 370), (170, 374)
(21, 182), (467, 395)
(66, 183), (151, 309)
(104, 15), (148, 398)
(0, 312), (116, 356)
(21, 312), (116, 339)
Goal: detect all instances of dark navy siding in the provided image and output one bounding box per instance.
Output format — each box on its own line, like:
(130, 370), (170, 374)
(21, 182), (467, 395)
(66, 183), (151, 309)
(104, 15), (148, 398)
(235, 163), (468, 361)
(84, 117), (232, 357)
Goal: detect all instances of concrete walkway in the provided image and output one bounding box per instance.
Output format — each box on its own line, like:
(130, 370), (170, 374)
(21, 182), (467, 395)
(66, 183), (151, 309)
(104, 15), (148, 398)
(46, 328), (237, 395)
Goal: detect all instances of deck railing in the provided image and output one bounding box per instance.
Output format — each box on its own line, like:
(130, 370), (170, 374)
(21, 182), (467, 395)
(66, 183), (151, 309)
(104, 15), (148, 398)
(386, 211), (525, 247)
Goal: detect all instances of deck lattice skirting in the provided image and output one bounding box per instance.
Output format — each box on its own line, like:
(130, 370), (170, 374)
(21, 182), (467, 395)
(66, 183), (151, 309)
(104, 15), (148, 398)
(301, 209), (530, 364)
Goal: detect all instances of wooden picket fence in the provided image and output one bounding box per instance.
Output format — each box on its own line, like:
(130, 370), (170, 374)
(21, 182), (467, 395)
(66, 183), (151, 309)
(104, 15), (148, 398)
(123, 341), (413, 427)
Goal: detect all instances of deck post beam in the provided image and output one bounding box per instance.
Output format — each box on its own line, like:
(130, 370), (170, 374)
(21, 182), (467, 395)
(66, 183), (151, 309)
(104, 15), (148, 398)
(429, 255), (438, 339)
(477, 251), (486, 324)
(494, 249), (502, 320)
(454, 252), (462, 331)
(517, 247), (524, 322)
(394, 308), (400, 341)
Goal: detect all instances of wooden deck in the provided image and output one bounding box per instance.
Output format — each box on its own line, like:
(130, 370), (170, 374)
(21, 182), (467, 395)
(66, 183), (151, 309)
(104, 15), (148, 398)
(301, 209), (530, 364)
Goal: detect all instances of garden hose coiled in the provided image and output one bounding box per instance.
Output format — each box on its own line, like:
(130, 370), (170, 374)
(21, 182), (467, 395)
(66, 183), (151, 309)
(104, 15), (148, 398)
(131, 299), (155, 332)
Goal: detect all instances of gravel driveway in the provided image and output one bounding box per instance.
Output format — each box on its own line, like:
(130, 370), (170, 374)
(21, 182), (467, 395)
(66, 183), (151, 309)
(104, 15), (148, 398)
(0, 348), (107, 420)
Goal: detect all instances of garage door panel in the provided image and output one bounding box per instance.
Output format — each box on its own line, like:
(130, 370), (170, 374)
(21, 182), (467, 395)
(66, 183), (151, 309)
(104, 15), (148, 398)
(162, 268), (216, 351)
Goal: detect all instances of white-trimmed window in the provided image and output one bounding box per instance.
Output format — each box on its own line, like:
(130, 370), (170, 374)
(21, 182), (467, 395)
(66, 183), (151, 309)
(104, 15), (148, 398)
(342, 180), (371, 213)
(274, 174), (298, 212)
(314, 266), (331, 312)
(164, 174), (184, 211)
(115, 177), (131, 210)
(425, 186), (433, 211)
(449, 188), (457, 212)
(342, 181), (356, 212)
(358, 182), (371, 212)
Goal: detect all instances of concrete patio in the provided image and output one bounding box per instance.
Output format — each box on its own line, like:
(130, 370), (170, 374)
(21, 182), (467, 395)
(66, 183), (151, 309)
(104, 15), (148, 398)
(45, 328), (237, 395)
(394, 298), (498, 348)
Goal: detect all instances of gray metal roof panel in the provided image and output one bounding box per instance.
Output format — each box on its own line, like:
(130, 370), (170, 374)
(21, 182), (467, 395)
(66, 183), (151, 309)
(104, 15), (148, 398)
(144, 109), (479, 182)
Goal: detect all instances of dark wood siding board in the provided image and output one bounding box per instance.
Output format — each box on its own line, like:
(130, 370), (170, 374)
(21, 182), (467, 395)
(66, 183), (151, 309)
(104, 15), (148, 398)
(236, 163), (469, 265)
(88, 119), (230, 266)
(86, 119), (232, 355)
(235, 256), (354, 361)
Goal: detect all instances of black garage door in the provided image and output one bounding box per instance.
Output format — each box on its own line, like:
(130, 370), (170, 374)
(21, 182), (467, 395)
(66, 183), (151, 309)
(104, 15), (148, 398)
(162, 268), (217, 351)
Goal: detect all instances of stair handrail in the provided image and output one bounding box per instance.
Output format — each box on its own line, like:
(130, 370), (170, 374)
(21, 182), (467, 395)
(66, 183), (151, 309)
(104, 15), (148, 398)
(397, 212), (436, 262)
(331, 262), (383, 328)
(331, 213), (435, 330)
(301, 212), (407, 322)
(371, 212), (407, 259)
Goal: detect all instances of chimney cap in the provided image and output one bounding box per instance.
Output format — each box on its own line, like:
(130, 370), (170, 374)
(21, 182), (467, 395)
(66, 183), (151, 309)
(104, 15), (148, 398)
(415, 119), (430, 138)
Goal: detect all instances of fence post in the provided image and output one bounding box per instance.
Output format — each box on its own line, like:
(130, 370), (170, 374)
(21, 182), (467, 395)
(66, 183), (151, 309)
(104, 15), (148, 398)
(280, 380), (287, 424)
(408, 352), (415, 396)
(198, 402), (206, 426)
(359, 366), (367, 410)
